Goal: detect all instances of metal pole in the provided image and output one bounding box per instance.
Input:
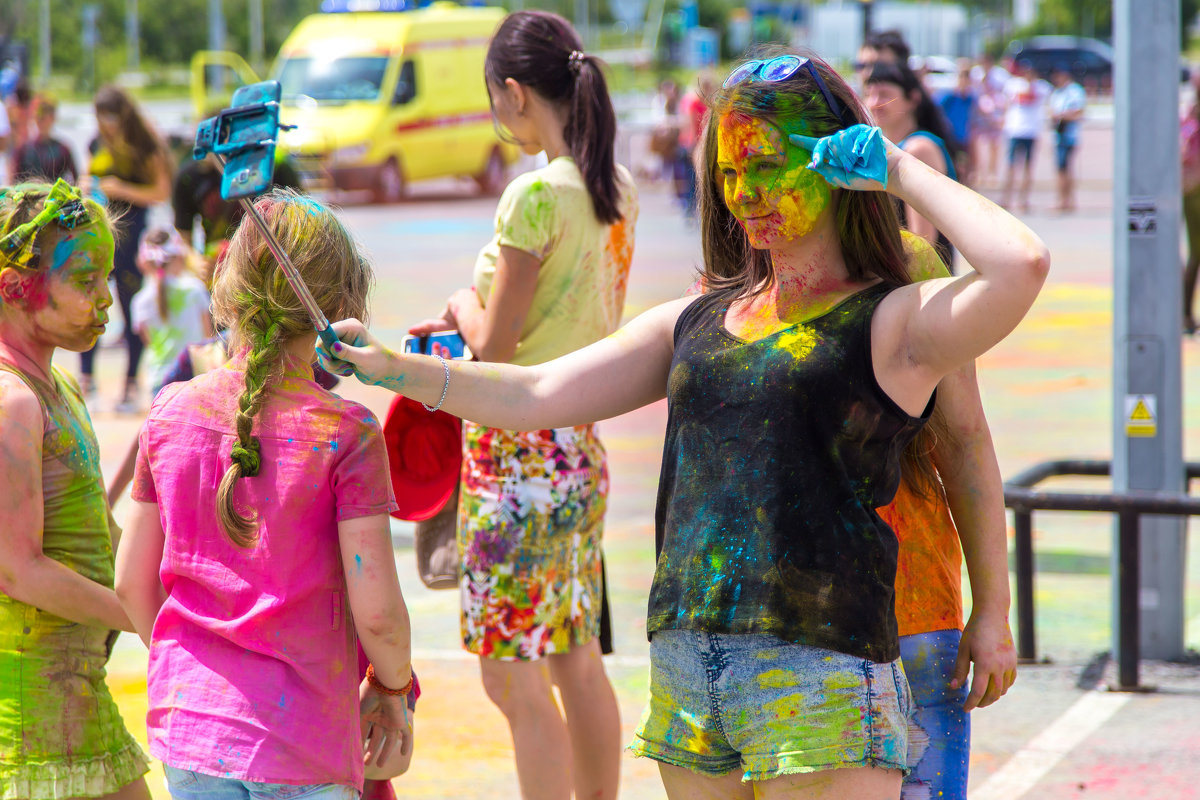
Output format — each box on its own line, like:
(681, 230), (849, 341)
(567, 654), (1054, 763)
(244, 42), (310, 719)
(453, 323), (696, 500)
(1116, 510), (1141, 689)
(126, 0), (139, 72)
(208, 0), (226, 52)
(249, 0), (264, 73)
(1013, 509), (1036, 662)
(38, 0), (50, 82)
(1112, 0), (1187, 661)
(860, 0), (874, 41)
(82, 5), (99, 93)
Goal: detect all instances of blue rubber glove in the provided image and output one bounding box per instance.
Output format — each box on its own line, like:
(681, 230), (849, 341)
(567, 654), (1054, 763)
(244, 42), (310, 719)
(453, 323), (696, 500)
(789, 124), (890, 191)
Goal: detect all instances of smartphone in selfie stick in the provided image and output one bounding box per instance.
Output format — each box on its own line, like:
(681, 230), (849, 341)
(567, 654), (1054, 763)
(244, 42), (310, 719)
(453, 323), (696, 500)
(193, 81), (339, 349)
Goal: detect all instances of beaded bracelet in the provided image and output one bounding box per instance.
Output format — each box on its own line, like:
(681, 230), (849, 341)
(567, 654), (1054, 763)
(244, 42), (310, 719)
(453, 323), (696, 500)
(423, 354), (449, 412)
(366, 663), (413, 696)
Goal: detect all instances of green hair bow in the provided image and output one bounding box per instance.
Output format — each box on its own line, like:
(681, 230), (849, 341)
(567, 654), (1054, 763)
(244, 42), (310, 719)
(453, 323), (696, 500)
(0, 179), (92, 271)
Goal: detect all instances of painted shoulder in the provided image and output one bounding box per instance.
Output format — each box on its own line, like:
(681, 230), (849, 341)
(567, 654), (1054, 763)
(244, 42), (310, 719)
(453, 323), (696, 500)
(901, 230), (951, 282)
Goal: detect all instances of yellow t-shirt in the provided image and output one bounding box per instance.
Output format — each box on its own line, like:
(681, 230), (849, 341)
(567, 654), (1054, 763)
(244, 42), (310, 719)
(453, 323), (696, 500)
(472, 157), (638, 366)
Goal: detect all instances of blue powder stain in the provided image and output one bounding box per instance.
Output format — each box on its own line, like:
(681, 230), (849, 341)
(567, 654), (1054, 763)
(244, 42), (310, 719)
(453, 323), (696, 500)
(278, 694), (287, 708)
(312, 445), (319, 452)
(51, 237), (74, 270)
(354, 554), (363, 574)
(287, 438), (294, 443)
(329, 440), (339, 451)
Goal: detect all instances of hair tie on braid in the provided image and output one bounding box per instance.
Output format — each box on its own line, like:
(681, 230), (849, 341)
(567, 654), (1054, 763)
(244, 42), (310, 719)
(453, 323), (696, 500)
(567, 50), (586, 76)
(230, 437), (262, 477)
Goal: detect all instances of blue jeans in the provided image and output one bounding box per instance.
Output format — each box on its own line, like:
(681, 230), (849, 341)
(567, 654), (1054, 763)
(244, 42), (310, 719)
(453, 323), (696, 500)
(900, 629), (970, 800)
(163, 765), (358, 800)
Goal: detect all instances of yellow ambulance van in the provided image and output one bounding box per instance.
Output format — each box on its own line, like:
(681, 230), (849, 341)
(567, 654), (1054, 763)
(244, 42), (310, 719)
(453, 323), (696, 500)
(191, 1), (515, 201)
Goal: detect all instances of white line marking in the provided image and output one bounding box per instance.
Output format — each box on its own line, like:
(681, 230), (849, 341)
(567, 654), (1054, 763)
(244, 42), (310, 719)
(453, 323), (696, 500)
(971, 690), (1132, 800)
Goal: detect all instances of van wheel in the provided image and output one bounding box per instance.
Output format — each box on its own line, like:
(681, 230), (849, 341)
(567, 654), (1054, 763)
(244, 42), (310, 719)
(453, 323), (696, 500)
(475, 149), (507, 196)
(374, 159), (406, 204)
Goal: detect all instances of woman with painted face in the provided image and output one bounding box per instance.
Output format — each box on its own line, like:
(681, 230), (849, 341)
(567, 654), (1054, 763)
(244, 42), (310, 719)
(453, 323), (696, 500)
(864, 61), (962, 270)
(319, 47), (1047, 799)
(80, 86), (173, 412)
(0, 180), (151, 800)
(404, 10), (637, 800)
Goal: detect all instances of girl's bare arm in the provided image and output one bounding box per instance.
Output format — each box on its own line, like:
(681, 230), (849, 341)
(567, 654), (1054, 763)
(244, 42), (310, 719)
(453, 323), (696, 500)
(318, 296), (692, 431)
(114, 500), (168, 646)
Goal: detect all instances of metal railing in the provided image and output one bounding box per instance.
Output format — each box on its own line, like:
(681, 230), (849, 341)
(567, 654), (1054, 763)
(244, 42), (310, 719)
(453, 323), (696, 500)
(1003, 459), (1200, 690)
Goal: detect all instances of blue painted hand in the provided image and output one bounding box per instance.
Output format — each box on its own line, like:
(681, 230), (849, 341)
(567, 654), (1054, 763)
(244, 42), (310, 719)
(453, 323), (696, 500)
(789, 124), (891, 191)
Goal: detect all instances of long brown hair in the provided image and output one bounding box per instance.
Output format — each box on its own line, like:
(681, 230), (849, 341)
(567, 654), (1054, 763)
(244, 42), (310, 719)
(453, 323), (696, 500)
(484, 10), (622, 224)
(211, 190), (373, 547)
(698, 46), (950, 497)
(93, 85), (171, 171)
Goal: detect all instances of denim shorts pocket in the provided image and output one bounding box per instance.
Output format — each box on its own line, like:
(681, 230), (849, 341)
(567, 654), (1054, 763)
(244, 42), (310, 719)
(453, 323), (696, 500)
(890, 661), (912, 719)
(162, 765), (201, 790)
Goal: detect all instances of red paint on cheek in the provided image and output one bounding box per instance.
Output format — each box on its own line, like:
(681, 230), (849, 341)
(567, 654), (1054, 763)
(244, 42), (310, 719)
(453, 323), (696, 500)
(19, 274), (50, 311)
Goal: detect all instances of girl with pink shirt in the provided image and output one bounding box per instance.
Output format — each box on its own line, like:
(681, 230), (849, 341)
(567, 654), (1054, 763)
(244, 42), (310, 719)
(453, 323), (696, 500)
(114, 190), (414, 799)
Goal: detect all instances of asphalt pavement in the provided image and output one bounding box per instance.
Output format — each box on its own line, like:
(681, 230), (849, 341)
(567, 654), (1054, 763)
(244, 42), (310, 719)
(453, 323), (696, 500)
(75, 107), (1200, 799)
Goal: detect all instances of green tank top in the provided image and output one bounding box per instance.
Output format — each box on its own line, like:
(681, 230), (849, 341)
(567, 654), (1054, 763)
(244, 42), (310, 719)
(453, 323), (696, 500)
(0, 359), (116, 596)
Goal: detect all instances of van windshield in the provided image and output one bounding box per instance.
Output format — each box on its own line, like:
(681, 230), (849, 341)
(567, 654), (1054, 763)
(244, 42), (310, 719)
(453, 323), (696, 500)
(276, 56), (389, 103)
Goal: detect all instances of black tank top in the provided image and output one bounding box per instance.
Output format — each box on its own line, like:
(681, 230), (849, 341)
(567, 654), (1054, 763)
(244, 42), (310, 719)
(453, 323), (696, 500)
(648, 284), (931, 662)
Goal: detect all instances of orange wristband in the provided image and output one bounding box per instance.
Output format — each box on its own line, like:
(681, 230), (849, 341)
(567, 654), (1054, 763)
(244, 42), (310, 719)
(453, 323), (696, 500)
(366, 663), (413, 696)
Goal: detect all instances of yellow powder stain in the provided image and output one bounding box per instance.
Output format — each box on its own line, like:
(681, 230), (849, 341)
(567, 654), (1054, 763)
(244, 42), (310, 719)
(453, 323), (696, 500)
(776, 327), (818, 360)
(757, 669), (797, 689)
(755, 650), (780, 660)
(822, 670), (861, 692)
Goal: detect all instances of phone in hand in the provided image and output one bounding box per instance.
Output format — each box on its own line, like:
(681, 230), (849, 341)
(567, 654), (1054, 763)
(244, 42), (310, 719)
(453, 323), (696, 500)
(402, 332), (470, 360)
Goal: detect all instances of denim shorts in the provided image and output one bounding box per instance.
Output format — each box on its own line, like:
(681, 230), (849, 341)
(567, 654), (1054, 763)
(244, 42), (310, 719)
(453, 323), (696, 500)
(629, 630), (913, 781)
(1008, 136), (1036, 166)
(163, 765), (358, 800)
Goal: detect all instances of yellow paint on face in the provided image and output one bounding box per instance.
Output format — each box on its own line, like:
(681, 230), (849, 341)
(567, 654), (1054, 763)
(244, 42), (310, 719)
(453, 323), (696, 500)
(715, 112), (833, 249)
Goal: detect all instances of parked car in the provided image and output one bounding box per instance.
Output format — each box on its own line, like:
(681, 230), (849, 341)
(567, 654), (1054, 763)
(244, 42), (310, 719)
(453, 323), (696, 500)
(1004, 36), (1114, 91)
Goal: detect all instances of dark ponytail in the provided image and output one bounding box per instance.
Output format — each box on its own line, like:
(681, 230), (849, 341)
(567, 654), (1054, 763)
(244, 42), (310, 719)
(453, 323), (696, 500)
(485, 10), (622, 224)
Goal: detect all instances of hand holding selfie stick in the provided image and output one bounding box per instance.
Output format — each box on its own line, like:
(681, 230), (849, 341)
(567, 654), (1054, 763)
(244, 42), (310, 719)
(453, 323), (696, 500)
(193, 81), (339, 349)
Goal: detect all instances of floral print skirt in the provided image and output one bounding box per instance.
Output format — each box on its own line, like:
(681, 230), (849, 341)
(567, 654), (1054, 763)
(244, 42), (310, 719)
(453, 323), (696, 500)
(458, 422), (608, 661)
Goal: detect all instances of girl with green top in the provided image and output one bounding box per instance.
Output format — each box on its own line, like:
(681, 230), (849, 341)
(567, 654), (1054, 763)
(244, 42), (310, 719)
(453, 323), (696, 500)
(406, 11), (636, 800)
(0, 180), (150, 799)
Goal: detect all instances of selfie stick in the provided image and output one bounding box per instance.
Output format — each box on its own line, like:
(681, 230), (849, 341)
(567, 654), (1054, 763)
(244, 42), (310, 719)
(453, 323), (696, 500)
(212, 154), (340, 350)
(215, 156), (339, 348)
(193, 80), (338, 349)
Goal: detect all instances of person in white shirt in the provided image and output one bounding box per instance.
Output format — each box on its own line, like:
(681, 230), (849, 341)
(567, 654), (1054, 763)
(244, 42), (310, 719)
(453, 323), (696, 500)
(1048, 67), (1087, 212)
(1001, 60), (1050, 212)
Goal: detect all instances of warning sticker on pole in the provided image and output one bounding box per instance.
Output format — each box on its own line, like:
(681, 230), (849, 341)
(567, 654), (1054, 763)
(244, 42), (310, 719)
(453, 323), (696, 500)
(1128, 197), (1157, 236)
(1125, 394), (1157, 437)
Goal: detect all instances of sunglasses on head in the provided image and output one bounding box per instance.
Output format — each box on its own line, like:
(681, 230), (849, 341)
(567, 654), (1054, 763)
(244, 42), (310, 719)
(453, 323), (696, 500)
(723, 55), (856, 130)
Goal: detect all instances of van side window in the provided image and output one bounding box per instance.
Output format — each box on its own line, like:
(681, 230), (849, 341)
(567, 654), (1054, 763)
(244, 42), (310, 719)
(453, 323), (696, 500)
(393, 61), (417, 105)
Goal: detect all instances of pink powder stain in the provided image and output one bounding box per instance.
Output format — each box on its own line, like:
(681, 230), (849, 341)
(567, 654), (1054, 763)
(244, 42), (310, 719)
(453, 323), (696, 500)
(715, 111), (832, 248)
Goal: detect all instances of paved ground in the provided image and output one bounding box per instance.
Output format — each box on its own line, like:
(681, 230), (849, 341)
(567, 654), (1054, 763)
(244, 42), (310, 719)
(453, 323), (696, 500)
(74, 109), (1200, 799)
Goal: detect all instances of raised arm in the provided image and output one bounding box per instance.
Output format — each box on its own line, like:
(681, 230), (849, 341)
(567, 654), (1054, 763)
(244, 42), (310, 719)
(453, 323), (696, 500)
(0, 373), (134, 632)
(319, 296), (692, 431)
(886, 148), (1049, 371)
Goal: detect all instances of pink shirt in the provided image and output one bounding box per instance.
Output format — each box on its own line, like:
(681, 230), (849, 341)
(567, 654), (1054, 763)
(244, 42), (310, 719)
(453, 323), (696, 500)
(131, 358), (397, 789)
